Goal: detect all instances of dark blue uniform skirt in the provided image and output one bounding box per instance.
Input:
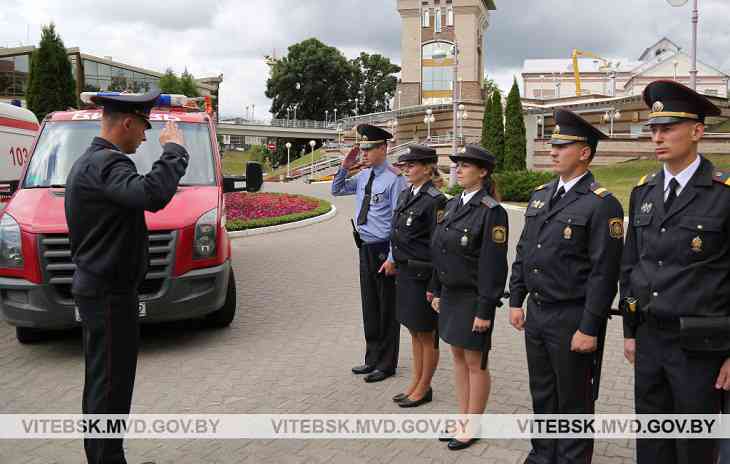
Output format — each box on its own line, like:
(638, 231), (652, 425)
(395, 261), (437, 332)
(439, 286), (492, 352)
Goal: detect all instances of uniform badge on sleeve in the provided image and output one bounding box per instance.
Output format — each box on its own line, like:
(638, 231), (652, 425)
(492, 226), (507, 244)
(436, 209), (445, 223)
(609, 218), (624, 239)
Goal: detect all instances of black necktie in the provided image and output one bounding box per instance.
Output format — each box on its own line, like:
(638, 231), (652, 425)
(665, 178), (679, 212)
(550, 186), (566, 210)
(357, 170), (376, 225)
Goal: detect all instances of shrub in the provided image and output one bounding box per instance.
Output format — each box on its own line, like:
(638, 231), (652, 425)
(494, 170), (555, 202)
(225, 193), (331, 231)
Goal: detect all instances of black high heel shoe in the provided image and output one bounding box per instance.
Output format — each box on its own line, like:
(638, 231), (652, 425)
(392, 392), (408, 403)
(398, 387), (433, 408)
(447, 437), (479, 450)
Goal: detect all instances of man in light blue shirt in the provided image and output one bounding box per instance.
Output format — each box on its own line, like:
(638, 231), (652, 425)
(332, 124), (406, 383)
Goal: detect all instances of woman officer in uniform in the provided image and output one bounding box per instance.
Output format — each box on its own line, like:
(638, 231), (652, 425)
(430, 144), (509, 450)
(390, 145), (447, 408)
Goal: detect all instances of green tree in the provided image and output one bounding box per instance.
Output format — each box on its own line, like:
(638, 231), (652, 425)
(482, 76), (499, 99)
(179, 69), (200, 97)
(26, 23), (77, 121)
(158, 68), (182, 94)
(481, 90), (505, 171)
(265, 38), (356, 121)
(504, 78), (527, 171)
(350, 52), (401, 114)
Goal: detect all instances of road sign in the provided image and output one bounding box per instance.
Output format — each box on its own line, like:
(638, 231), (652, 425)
(267, 143), (276, 151)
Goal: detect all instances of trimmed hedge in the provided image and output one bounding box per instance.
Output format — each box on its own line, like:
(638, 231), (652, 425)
(226, 196), (332, 231)
(442, 170), (555, 202)
(494, 170), (555, 202)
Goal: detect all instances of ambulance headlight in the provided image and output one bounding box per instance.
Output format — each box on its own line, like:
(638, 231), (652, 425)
(193, 208), (217, 259)
(0, 214), (23, 268)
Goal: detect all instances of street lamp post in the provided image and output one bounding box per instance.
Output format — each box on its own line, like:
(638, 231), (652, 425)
(603, 108), (622, 137)
(667, 0), (698, 90)
(325, 110), (329, 125)
(423, 108), (435, 140)
(285, 142), (292, 179)
(450, 42), (460, 188)
(458, 103), (469, 141)
(309, 140), (316, 181)
(333, 108), (337, 124)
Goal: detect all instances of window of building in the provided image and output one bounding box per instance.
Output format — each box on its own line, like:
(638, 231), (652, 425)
(422, 41), (454, 105)
(422, 8), (430, 27)
(447, 7), (454, 26)
(0, 54), (31, 97)
(434, 8), (442, 32)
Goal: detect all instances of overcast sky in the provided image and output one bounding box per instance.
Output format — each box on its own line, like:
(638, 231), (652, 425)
(2, 0), (729, 119)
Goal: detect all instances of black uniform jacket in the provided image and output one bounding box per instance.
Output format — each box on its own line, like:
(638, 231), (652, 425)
(65, 137), (189, 292)
(620, 156), (730, 338)
(430, 188), (509, 321)
(509, 172), (624, 336)
(391, 180), (447, 267)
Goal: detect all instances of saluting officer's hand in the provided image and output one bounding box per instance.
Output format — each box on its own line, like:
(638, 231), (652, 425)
(342, 146), (360, 170)
(571, 330), (598, 353)
(378, 260), (397, 276)
(431, 297), (441, 313)
(624, 338), (636, 365)
(715, 358), (730, 391)
(509, 307), (525, 331)
(472, 317), (491, 333)
(159, 121), (185, 147)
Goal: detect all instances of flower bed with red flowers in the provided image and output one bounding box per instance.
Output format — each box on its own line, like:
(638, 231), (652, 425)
(224, 192), (332, 231)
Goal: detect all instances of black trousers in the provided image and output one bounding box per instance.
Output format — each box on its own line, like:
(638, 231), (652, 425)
(76, 290), (140, 464)
(358, 241), (399, 373)
(635, 320), (722, 464)
(524, 298), (595, 464)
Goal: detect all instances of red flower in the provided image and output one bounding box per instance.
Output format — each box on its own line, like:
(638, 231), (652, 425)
(224, 192), (319, 221)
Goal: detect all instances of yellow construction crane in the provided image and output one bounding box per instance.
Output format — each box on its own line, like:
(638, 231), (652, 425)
(571, 49), (614, 96)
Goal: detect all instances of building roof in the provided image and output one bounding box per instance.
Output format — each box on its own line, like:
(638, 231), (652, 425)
(638, 37), (681, 61)
(522, 58), (641, 75)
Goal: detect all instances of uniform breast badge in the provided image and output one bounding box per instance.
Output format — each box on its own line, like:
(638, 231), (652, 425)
(460, 229), (470, 247)
(563, 225), (573, 240)
(609, 218), (624, 239)
(691, 236), (703, 253)
(406, 211), (414, 227)
(641, 202), (653, 214)
(492, 226), (507, 244)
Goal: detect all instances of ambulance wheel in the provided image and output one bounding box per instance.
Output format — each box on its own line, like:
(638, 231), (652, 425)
(204, 270), (237, 328)
(16, 327), (46, 344)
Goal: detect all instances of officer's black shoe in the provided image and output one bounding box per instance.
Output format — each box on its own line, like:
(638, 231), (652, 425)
(364, 370), (394, 383)
(447, 437), (479, 450)
(392, 392), (409, 402)
(352, 364), (375, 375)
(398, 387), (432, 408)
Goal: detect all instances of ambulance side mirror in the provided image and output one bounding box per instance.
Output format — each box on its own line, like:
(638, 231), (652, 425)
(223, 162), (263, 193)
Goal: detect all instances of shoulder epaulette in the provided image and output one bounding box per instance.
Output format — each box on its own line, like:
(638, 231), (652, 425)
(426, 185), (443, 198)
(590, 182), (612, 198)
(712, 170), (730, 187)
(481, 195), (498, 209)
(636, 172), (657, 187)
(534, 183), (548, 192)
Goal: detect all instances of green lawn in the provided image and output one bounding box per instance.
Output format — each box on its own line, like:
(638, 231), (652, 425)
(221, 148), (330, 178)
(592, 154), (730, 209)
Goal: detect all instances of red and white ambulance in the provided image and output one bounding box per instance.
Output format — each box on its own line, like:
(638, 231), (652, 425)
(0, 102), (39, 191)
(0, 93), (262, 343)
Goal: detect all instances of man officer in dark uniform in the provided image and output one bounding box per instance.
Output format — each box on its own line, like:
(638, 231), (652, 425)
(65, 90), (189, 464)
(620, 80), (730, 464)
(509, 109), (624, 464)
(332, 124), (406, 382)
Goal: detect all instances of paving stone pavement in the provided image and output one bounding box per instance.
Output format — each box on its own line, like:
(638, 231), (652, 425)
(0, 181), (636, 463)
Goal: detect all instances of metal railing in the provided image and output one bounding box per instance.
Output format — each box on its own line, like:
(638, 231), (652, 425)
(289, 155), (344, 179)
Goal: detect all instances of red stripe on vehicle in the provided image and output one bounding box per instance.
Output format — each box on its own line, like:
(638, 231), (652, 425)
(0, 117), (38, 131)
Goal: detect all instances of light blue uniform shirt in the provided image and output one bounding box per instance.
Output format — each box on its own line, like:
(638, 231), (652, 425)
(332, 161), (406, 260)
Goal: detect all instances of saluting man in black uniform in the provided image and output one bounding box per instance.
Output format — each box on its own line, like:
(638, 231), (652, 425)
(390, 145), (447, 408)
(430, 145), (509, 450)
(65, 90), (189, 464)
(620, 80), (730, 464)
(509, 109), (624, 464)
